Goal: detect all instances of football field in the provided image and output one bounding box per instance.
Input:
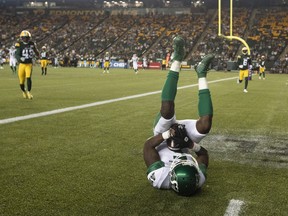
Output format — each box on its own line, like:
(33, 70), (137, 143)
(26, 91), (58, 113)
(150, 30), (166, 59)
(0, 66), (287, 216)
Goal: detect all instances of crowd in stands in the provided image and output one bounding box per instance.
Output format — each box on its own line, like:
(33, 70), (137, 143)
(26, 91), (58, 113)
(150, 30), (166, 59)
(0, 7), (287, 72)
(107, 14), (168, 59)
(247, 8), (287, 71)
(145, 13), (210, 61)
(189, 7), (252, 69)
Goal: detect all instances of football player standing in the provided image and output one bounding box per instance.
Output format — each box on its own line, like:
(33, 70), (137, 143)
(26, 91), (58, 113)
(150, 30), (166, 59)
(9, 45), (17, 74)
(143, 36), (214, 196)
(131, 53), (139, 74)
(258, 55), (266, 80)
(15, 30), (40, 99)
(103, 52), (110, 73)
(40, 46), (49, 75)
(237, 47), (252, 93)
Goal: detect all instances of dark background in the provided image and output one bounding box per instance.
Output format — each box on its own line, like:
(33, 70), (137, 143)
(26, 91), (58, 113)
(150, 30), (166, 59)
(1, 0), (287, 8)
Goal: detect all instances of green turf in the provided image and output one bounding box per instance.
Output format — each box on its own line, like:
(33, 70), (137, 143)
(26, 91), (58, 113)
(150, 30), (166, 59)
(0, 66), (287, 216)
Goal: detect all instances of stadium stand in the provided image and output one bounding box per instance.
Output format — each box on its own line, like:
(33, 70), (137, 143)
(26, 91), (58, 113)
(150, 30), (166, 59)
(0, 5), (287, 72)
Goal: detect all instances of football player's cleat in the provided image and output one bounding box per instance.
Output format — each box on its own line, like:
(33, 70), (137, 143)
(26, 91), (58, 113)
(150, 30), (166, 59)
(243, 89), (248, 93)
(27, 92), (33, 99)
(170, 153), (201, 196)
(194, 54), (214, 78)
(22, 91), (28, 99)
(171, 36), (185, 62)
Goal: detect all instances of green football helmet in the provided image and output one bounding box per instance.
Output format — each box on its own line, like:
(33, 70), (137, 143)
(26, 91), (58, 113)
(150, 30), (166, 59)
(169, 153), (200, 196)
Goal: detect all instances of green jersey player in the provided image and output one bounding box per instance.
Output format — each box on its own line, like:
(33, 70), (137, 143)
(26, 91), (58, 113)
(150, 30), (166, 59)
(15, 30), (40, 99)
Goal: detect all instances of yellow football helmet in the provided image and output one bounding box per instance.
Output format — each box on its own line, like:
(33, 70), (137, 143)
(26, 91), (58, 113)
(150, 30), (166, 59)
(42, 46), (46, 50)
(20, 30), (31, 44)
(242, 47), (248, 55)
(20, 30), (31, 38)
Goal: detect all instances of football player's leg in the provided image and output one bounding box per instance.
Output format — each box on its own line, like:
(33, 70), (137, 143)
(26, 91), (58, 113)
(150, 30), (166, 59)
(41, 60), (44, 75)
(25, 64), (32, 92)
(239, 71), (243, 83)
(44, 61), (47, 75)
(10, 65), (14, 73)
(160, 36), (185, 119)
(25, 65), (33, 99)
(244, 70), (249, 90)
(18, 64), (28, 98)
(13, 62), (17, 73)
(160, 70), (178, 119)
(195, 54), (214, 134)
(18, 64), (26, 91)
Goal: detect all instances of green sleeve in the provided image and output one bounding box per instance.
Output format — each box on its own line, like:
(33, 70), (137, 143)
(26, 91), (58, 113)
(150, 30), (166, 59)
(147, 161), (165, 175)
(15, 45), (21, 62)
(237, 55), (241, 65)
(199, 163), (207, 178)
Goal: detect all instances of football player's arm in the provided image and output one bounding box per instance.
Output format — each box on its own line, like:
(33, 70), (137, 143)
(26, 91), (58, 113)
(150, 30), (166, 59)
(33, 43), (40, 58)
(237, 56), (243, 69)
(143, 134), (164, 167)
(194, 145), (209, 168)
(143, 129), (172, 167)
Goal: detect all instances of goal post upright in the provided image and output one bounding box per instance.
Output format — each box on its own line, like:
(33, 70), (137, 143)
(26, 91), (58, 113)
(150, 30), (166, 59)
(218, 0), (251, 55)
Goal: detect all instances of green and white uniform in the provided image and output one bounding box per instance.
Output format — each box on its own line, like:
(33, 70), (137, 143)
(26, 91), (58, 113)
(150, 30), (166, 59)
(147, 116), (207, 189)
(147, 148), (206, 189)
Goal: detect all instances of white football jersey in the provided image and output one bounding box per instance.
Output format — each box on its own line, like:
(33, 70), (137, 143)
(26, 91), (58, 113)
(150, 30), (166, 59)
(143, 57), (148, 67)
(147, 147), (206, 189)
(132, 56), (138, 69)
(9, 48), (17, 66)
(9, 48), (16, 58)
(147, 115), (207, 189)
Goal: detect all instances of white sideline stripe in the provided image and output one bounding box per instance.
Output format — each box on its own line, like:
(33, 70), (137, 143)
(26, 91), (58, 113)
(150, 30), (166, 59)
(0, 77), (237, 125)
(224, 199), (245, 216)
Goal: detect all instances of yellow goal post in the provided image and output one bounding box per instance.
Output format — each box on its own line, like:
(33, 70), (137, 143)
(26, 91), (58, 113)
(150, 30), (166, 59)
(218, 0), (251, 55)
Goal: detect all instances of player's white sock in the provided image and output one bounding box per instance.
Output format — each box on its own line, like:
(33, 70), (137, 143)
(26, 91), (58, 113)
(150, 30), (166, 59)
(198, 77), (208, 90)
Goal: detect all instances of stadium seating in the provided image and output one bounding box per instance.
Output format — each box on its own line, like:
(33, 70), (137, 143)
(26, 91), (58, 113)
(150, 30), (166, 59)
(0, 7), (287, 72)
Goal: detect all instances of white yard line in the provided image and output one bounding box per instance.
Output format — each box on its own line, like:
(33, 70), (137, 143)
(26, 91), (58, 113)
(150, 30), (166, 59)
(0, 77), (237, 125)
(224, 199), (245, 216)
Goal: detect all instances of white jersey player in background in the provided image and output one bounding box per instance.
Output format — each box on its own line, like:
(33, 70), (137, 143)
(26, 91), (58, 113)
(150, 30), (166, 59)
(142, 55), (148, 70)
(9, 45), (17, 74)
(131, 53), (139, 74)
